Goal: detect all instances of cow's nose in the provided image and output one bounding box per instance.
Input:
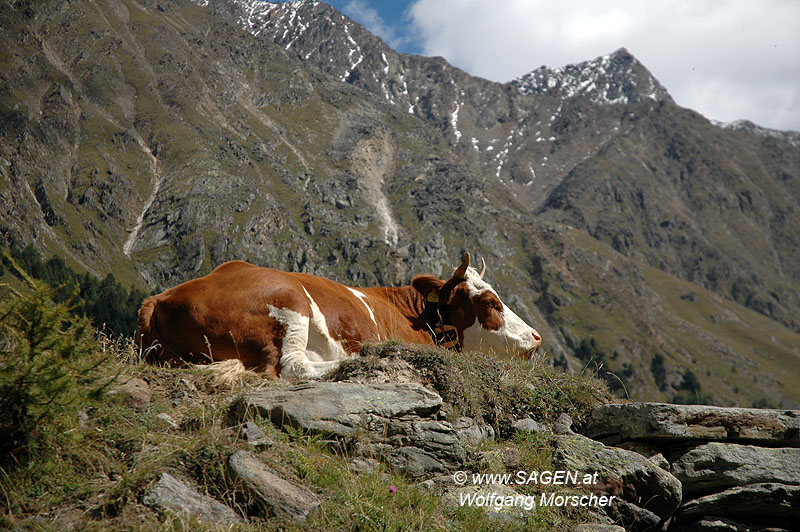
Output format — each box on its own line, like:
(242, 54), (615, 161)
(531, 329), (542, 348)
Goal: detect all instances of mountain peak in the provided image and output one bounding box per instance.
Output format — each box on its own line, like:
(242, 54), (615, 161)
(511, 47), (672, 105)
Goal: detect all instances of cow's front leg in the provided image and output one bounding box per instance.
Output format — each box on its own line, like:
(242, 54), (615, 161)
(268, 304), (342, 380)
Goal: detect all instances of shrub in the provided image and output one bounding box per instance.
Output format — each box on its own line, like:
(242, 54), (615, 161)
(670, 369), (706, 405)
(650, 353), (667, 391)
(0, 262), (113, 468)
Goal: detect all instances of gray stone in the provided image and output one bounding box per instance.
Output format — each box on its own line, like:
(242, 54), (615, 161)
(513, 417), (550, 434)
(582, 403), (800, 445)
(156, 412), (179, 429)
(605, 498), (661, 532)
(553, 434), (682, 521)
(677, 516), (792, 532)
(348, 457), (381, 475)
(228, 449), (320, 523)
(232, 382), (443, 438)
(554, 412), (576, 435)
(615, 441), (670, 471)
(671, 442), (800, 496)
(233, 381), (466, 476)
(475, 446), (522, 472)
(233, 421), (266, 441)
(142, 472), (242, 526)
(451, 416), (495, 446)
(384, 445), (451, 477)
(675, 483), (800, 523)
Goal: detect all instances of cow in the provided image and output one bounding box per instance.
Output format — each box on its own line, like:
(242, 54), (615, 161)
(136, 253), (542, 380)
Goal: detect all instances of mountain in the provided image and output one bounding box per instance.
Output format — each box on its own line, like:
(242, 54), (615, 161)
(221, 0), (800, 333)
(1, 0), (799, 408)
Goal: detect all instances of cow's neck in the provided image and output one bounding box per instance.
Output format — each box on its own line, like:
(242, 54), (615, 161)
(359, 285), (429, 337)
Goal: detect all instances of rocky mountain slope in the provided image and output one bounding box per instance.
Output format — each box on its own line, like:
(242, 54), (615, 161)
(222, 0), (800, 333)
(1, 0), (799, 408)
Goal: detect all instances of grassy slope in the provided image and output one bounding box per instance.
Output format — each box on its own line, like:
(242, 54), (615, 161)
(546, 226), (800, 407)
(0, 277), (613, 531)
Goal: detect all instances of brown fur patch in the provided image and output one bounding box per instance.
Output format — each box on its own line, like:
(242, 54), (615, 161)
(474, 291), (505, 331)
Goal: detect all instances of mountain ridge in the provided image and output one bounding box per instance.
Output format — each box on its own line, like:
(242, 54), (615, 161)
(1, 0), (799, 408)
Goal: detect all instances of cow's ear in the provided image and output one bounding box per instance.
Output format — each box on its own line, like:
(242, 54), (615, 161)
(412, 275), (444, 300)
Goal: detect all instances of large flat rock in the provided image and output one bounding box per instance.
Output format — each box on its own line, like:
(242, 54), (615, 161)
(581, 403), (800, 445)
(671, 442), (800, 496)
(675, 483), (800, 524)
(232, 381), (465, 476)
(232, 382), (443, 437)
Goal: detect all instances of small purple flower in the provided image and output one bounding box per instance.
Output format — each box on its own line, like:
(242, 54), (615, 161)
(389, 485), (397, 493)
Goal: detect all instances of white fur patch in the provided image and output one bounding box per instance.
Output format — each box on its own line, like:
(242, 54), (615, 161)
(267, 287), (347, 380)
(347, 287), (378, 329)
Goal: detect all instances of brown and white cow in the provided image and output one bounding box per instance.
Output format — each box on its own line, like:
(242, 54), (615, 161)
(137, 254), (542, 379)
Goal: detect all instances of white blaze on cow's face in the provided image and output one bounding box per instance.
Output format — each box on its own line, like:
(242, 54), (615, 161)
(459, 268), (542, 358)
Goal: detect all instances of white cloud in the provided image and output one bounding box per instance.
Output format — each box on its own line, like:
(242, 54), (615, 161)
(408, 0), (800, 131)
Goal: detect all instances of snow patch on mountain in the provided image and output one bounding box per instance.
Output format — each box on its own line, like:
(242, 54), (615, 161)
(712, 119), (800, 147)
(512, 48), (670, 106)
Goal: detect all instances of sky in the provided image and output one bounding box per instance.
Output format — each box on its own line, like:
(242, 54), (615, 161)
(321, 0), (800, 132)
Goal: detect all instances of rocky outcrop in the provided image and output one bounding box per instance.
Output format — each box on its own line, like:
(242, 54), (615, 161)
(553, 433), (682, 531)
(231, 381), (479, 477)
(671, 442), (800, 496)
(583, 403), (800, 445)
(579, 403), (800, 532)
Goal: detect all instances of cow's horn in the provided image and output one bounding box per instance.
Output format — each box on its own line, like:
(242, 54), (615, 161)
(454, 253), (470, 279)
(479, 257), (486, 279)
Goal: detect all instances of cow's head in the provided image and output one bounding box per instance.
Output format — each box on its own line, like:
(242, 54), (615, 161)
(412, 254), (542, 358)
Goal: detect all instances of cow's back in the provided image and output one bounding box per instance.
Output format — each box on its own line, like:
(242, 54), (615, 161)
(135, 261), (423, 377)
(137, 261), (306, 374)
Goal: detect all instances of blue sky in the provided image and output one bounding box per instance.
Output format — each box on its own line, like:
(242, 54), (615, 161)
(308, 0), (799, 131)
(324, 0), (421, 54)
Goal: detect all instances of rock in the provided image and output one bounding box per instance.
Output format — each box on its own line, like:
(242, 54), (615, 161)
(572, 523), (626, 532)
(232, 382), (467, 476)
(360, 416), (467, 476)
(675, 483), (800, 524)
(156, 412), (179, 429)
(615, 442), (670, 471)
(236, 421), (265, 441)
(348, 457), (381, 475)
(383, 445), (451, 477)
(676, 516), (792, 532)
(142, 472), (242, 526)
(475, 447), (521, 472)
(605, 498), (661, 532)
(581, 403), (800, 446)
(109, 377), (151, 408)
(513, 417), (550, 434)
(451, 416), (495, 446)
(554, 412), (576, 435)
(553, 434), (682, 522)
(671, 442), (800, 496)
(228, 449), (320, 523)
(232, 382), (443, 438)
